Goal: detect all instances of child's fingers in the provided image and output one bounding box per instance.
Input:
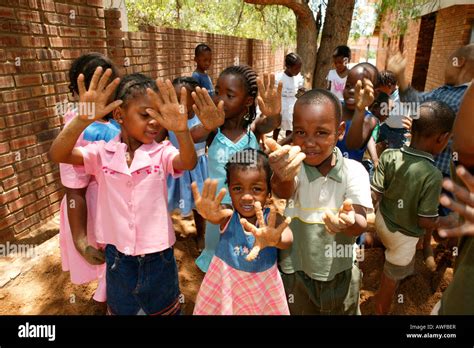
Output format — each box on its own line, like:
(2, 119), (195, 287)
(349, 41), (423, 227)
(214, 187), (228, 206)
(256, 96), (265, 113)
(276, 216), (291, 234)
(102, 100), (123, 117)
(341, 199), (354, 213)
(89, 66), (103, 91)
(267, 205), (276, 229)
(442, 178), (474, 207)
(339, 212), (355, 226)
(439, 224), (474, 239)
(268, 144), (291, 163)
(216, 100), (225, 115)
(363, 77), (373, 88)
(146, 87), (163, 109)
(355, 80), (362, 96)
(201, 88), (214, 106)
(246, 245), (260, 261)
(104, 77), (121, 100)
(287, 145), (303, 162)
(264, 138), (282, 153)
(167, 79), (179, 104)
(456, 166), (474, 192)
(201, 178), (211, 199)
(191, 90), (204, 110)
(255, 201), (266, 227)
(77, 74), (86, 96)
(220, 208), (234, 220)
(179, 86), (187, 112)
(240, 218), (259, 235)
(257, 77), (265, 95)
(276, 81), (283, 96)
(191, 181), (201, 202)
(97, 68), (112, 92)
(208, 178), (217, 199)
(440, 194), (474, 221)
(192, 104), (200, 117)
(270, 73), (275, 91)
(156, 80), (170, 104)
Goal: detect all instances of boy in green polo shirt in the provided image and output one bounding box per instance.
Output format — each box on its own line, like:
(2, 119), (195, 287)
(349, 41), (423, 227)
(266, 88), (373, 314)
(371, 100), (456, 315)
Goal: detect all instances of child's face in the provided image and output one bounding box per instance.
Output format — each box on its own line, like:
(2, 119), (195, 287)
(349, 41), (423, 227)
(115, 94), (161, 144)
(292, 102), (344, 167)
(286, 62), (302, 77)
(229, 166), (269, 219)
(333, 56), (349, 74)
(174, 85), (194, 119)
(343, 66), (374, 111)
(214, 74), (253, 119)
(195, 51), (212, 71)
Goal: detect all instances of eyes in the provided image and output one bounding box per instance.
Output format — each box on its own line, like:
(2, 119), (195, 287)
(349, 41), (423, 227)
(294, 130), (330, 138)
(231, 186), (263, 193)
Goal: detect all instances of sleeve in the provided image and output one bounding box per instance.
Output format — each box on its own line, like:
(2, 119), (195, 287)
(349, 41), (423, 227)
(326, 69), (332, 81)
(399, 86), (432, 115)
(345, 160), (373, 209)
(417, 170), (442, 217)
(371, 152), (387, 193)
(76, 142), (103, 177)
(161, 140), (184, 179)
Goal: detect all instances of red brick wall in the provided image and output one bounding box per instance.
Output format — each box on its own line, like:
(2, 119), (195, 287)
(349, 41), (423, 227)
(376, 5), (474, 91)
(0, 0), (284, 243)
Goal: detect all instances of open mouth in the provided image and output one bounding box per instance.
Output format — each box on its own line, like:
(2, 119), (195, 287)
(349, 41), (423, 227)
(240, 204), (254, 213)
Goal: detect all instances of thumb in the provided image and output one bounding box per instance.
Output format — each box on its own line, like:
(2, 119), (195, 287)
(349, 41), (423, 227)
(341, 199), (354, 213)
(264, 138), (281, 153)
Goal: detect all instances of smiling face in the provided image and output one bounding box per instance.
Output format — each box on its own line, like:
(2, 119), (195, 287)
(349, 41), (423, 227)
(194, 51), (212, 72)
(214, 74), (253, 120)
(333, 56), (349, 74)
(285, 62), (302, 77)
(228, 166), (269, 219)
(114, 94), (160, 144)
(292, 101), (345, 168)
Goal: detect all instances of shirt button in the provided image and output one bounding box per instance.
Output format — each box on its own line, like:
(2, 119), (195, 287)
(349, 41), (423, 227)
(129, 222), (134, 229)
(128, 201), (133, 207)
(127, 181), (132, 187)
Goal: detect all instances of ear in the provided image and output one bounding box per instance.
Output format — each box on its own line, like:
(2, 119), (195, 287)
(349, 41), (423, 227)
(245, 96), (254, 109)
(452, 56), (466, 69)
(113, 107), (124, 124)
(437, 131), (451, 145)
(337, 121), (346, 142)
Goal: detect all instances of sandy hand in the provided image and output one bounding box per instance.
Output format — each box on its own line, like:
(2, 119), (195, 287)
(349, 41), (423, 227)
(355, 78), (374, 111)
(240, 202), (291, 261)
(191, 179), (233, 225)
(257, 73), (283, 118)
(76, 66), (122, 122)
(265, 138), (306, 182)
(192, 87), (225, 131)
(322, 199), (356, 234)
(75, 236), (105, 265)
(146, 79), (188, 133)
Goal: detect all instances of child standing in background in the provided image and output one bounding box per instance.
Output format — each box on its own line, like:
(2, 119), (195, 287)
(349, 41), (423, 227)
(327, 45), (351, 101)
(192, 43), (214, 96)
(50, 69), (197, 315)
(371, 100), (456, 314)
(166, 77), (208, 251)
(192, 150), (293, 315)
(59, 53), (121, 303)
(272, 53), (304, 141)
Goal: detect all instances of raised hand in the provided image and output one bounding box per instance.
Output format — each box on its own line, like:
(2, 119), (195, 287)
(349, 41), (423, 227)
(322, 199), (356, 234)
(191, 179), (233, 225)
(257, 73), (283, 118)
(146, 79), (188, 133)
(77, 66), (122, 122)
(265, 138), (306, 182)
(355, 78), (375, 111)
(192, 87), (225, 131)
(387, 52), (407, 80)
(439, 166), (474, 238)
(240, 202), (291, 261)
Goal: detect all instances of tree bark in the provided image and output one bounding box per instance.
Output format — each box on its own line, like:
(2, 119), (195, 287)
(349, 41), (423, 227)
(312, 0), (355, 88)
(244, 0), (318, 88)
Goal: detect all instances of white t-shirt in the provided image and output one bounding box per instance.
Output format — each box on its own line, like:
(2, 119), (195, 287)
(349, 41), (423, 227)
(275, 71), (304, 131)
(326, 69), (347, 101)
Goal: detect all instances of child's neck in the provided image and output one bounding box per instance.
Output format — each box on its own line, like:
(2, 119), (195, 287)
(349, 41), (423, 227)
(284, 69), (293, 77)
(409, 136), (435, 155)
(195, 67), (206, 74)
(342, 105), (354, 121)
(316, 151), (337, 177)
(336, 68), (348, 78)
(120, 132), (143, 165)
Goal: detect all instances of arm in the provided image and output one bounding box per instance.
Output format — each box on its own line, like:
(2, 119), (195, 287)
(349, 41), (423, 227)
(274, 213), (293, 249)
(367, 137), (379, 167)
(453, 80), (474, 168)
(271, 174), (296, 200)
(371, 189), (382, 211)
(49, 117), (90, 165)
(190, 124), (214, 144)
(172, 130), (197, 171)
(322, 200), (367, 237)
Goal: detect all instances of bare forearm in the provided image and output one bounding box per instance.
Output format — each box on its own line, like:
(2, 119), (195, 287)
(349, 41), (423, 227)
(66, 188), (88, 249)
(174, 131), (197, 171)
(346, 108), (366, 149)
(190, 124), (213, 143)
(271, 174), (295, 200)
(368, 138), (378, 164)
(254, 114), (282, 136)
(49, 117), (91, 164)
(342, 212), (367, 237)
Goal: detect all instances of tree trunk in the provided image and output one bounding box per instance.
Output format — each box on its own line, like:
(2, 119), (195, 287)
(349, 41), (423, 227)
(244, 0), (318, 88)
(312, 0), (355, 88)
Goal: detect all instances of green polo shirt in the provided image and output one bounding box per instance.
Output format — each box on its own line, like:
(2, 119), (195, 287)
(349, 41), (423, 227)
(371, 145), (442, 238)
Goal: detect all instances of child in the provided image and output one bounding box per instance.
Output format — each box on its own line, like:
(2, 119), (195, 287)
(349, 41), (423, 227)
(337, 63), (379, 164)
(192, 43), (214, 96)
(371, 100), (456, 314)
(272, 53), (304, 141)
(59, 53), (121, 303)
(327, 45), (351, 101)
(191, 149), (293, 314)
(267, 88), (373, 314)
(49, 69), (197, 315)
(191, 65), (283, 273)
(166, 77), (208, 251)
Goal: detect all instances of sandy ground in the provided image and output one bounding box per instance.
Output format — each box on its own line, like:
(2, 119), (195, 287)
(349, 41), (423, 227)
(0, 211), (453, 315)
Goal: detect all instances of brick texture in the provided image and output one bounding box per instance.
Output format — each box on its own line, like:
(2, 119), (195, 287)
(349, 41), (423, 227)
(0, 1), (285, 243)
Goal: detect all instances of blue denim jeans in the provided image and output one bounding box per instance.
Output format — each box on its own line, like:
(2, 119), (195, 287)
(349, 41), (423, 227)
(105, 244), (181, 315)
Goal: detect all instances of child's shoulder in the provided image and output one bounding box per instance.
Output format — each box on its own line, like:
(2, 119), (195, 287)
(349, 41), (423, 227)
(341, 156), (370, 178)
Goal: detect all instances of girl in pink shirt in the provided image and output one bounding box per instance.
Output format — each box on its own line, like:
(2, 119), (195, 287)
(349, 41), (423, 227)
(50, 69), (197, 315)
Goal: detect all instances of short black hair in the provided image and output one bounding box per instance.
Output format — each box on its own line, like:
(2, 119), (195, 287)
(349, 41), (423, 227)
(295, 88), (342, 125)
(379, 70), (397, 87)
(412, 100), (455, 138)
(115, 73), (158, 108)
(285, 53), (302, 67)
(195, 43), (212, 57)
(225, 149), (272, 191)
(172, 76), (199, 91)
(333, 45), (351, 59)
(351, 62), (380, 88)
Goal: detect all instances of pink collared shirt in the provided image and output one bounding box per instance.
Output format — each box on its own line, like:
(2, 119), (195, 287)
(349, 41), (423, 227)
(78, 136), (183, 256)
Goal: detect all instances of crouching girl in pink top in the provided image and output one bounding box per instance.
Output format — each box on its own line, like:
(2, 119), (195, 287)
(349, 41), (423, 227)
(49, 68), (197, 315)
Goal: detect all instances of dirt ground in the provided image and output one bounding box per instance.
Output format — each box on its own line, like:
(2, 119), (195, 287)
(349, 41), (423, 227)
(0, 212), (453, 315)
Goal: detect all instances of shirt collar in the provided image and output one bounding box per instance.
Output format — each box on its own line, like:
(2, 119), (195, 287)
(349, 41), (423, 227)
(400, 145), (434, 162)
(104, 134), (165, 175)
(303, 147), (344, 183)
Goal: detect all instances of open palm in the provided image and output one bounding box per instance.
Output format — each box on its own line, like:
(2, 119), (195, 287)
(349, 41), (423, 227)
(257, 73), (283, 118)
(191, 179), (233, 225)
